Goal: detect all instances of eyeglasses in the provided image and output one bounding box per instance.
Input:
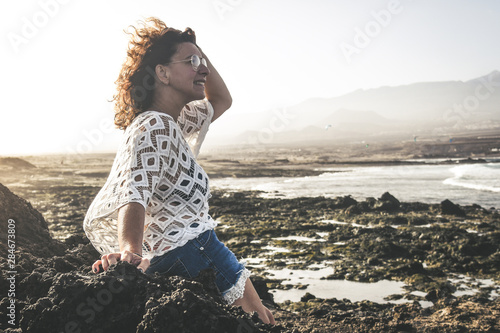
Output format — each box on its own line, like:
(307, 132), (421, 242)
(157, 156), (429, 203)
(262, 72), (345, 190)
(168, 54), (207, 72)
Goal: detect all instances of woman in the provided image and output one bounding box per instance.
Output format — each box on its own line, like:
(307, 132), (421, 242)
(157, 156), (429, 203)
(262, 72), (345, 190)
(83, 17), (275, 325)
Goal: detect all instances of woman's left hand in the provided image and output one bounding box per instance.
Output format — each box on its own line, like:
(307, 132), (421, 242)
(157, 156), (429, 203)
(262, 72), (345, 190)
(92, 250), (150, 273)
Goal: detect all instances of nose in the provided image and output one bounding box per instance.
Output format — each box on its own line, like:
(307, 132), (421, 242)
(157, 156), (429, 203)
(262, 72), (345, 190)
(198, 63), (210, 76)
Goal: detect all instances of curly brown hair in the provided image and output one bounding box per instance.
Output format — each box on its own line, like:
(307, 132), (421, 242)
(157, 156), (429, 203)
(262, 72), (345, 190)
(113, 17), (196, 130)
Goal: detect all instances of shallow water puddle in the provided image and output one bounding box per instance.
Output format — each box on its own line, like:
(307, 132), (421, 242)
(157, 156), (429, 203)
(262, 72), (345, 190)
(262, 245), (292, 253)
(263, 268), (499, 306)
(320, 219), (372, 228)
(448, 274), (500, 299)
(249, 227), (500, 307)
(265, 267), (407, 304)
(274, 235), (326, 242)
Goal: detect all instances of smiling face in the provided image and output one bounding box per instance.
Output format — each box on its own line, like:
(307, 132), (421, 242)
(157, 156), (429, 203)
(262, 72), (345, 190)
(167, 42), (210, 103)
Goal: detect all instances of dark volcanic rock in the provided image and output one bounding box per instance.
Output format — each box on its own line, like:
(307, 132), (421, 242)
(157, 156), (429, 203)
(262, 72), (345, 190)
(0, 183), (66, 258)
(276, 296), (500, 332)
(344, 204), (362, 216)
(19, 263), (270, 333)
(331, 195), (358, 209)
(374, 192), (401, 212)
(0, 183), (279, 332)
(441, 199), (466, 217)
(2, 180), (500, 332)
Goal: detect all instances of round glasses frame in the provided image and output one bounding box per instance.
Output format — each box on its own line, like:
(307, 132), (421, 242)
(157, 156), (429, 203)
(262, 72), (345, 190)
(169, 54), (207, 72)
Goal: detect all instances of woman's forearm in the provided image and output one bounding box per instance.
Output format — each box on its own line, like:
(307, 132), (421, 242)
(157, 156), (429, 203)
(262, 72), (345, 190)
(202, 51), (232, 121)
(117, 202), (146, 255)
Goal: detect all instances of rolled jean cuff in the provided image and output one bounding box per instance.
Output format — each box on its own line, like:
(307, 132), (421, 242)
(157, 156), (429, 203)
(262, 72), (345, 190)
(222, 265), (251, 304)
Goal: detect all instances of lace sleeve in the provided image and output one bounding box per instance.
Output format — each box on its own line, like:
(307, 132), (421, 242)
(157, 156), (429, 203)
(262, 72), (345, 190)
(117, 113), (176, 209)
(83, 112), (178, 255)
(91, 113), (175, 217)
(178, 99), (214, 157)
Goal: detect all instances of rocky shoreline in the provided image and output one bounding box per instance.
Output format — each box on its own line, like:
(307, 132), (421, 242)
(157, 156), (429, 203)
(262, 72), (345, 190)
(1, 178), (499, 332)
(210, 191), (499, 301)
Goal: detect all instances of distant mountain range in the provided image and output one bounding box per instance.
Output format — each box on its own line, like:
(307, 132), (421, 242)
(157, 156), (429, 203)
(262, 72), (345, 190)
(207, 71), (500, 146)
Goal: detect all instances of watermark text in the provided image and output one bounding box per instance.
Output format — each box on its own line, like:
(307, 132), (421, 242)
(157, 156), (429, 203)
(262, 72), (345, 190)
(5, 219), (17, 326)
(339, 0), (408, 64)
(7, 0), (72, 53)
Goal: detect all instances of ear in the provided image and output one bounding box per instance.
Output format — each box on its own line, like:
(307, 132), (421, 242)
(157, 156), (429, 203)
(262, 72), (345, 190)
(155, 64), (170, 85)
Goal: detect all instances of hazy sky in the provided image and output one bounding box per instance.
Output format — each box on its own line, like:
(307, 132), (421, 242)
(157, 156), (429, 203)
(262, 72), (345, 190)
(1, 0), (499, 156)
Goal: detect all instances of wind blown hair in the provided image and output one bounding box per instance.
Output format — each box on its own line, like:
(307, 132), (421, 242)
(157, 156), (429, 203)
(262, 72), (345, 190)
(113, 17), (196, 129)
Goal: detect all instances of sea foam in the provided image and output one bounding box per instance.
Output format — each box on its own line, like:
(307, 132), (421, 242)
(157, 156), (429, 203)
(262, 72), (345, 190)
(443, 164), (500, 193)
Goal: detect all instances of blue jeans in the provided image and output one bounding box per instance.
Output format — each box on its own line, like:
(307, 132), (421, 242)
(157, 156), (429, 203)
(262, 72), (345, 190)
(145, 229), (246, 298)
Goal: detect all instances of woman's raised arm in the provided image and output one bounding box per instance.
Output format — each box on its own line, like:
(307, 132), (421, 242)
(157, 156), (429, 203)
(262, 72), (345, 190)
(201, 49), (232, 122)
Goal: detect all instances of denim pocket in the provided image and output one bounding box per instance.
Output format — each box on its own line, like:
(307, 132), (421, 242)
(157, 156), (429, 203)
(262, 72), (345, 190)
(155, 258), (191, 278)
(195, 229), (213, 248)
(148, 255), (161, 268)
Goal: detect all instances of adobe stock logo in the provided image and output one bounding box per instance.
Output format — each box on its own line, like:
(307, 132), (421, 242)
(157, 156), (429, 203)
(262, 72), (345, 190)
(212, 0), (244, 21)
(443, 71), (500, 126)
(65, 117), (115, 156)
(244, 107), (297, 147)
(7, 0), (71, 54)
(339, 0), (411, 64)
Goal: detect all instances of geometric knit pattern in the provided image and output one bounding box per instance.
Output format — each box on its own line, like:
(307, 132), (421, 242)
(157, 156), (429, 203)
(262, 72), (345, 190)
(178, 100), (213, 157)
(83, 100), (217, 260)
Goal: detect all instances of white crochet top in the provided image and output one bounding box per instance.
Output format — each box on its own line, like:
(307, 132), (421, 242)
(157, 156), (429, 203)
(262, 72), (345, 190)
(83, 100), (217, 260)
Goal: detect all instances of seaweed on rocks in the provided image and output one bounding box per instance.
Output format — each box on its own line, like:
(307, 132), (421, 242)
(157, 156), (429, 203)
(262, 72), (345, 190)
(275, 296), (500, 332)
(2, 181), (500, 332)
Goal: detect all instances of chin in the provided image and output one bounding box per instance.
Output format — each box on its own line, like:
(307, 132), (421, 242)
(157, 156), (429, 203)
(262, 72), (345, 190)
(186, 94), (205, 104)
(195, 92), (206, 100)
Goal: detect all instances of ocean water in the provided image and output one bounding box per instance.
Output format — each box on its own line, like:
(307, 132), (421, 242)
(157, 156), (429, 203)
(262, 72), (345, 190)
(211, 161), (500, 209)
